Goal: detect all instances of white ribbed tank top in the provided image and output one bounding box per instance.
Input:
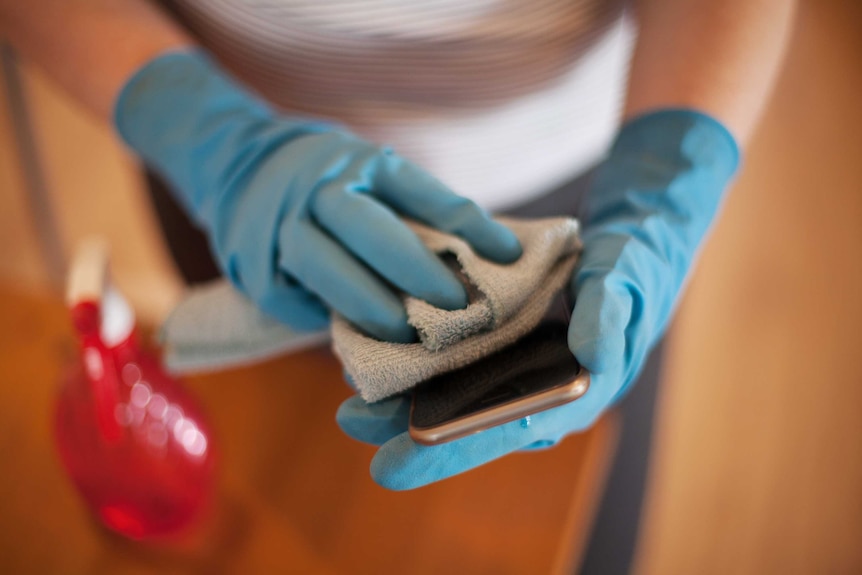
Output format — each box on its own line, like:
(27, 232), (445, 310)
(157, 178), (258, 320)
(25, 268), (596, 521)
(165, 0), (635, 209)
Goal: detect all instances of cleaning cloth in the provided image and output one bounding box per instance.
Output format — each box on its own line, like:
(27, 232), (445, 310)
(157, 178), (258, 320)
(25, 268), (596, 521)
(160, 280), (329, 373)
(334, 216), (581, 402)
(160, 217), (581, 402)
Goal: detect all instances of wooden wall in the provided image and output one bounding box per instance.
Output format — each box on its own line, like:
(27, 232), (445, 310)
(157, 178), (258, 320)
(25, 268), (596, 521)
(637, 1), (862, 573)
(0, 51), (182, 323)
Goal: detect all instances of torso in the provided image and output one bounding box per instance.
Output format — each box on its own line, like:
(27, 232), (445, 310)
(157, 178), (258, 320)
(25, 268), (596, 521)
(165, 0), (635, 209)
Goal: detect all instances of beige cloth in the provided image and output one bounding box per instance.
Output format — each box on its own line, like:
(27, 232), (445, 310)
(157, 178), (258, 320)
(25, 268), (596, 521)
(159, 217), (581, 403)
(334, 217), (581, 403)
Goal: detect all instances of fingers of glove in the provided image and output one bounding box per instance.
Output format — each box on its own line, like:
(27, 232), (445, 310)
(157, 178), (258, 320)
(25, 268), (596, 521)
(312, 185), (467, 310)
(540, 369), (623, 434)
(567, 272), (633, 374)
(367, 371), (623, 491)
(336, 394), (411, 446)
(369, 415), (554, 490)
(278, 220), (415, 343)
(224, 239), (331, 331)
(213, 187), (333, 333)
(254, 276), (331, 331)
(374, 157), (522, 263)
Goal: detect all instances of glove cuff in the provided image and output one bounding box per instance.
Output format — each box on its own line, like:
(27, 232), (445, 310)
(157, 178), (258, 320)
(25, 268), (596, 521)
(611, 108), (740, 181)
(584, 108), (741, 233)
(576, 109), (741, 405)
(113, 50), (331, 222)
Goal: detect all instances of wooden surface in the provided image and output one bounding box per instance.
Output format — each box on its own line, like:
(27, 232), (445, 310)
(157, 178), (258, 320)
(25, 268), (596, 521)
(0, 286), (617, 574)
(636, 1), (862, 574)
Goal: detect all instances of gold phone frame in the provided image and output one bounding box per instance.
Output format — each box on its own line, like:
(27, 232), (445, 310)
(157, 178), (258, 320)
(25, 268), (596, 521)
(408, 366), (590, 446)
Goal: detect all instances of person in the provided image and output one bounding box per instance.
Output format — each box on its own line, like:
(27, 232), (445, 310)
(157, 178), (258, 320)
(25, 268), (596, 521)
(0, 0), (795, 571)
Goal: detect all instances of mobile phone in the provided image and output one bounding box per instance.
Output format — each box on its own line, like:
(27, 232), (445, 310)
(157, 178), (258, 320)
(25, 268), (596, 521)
(408, 319), (589, 446)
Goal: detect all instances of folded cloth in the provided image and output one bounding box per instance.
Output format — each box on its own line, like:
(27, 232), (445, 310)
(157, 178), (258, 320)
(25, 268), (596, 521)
(159, 217), (580, 400)
(160, 280), (329, 374)
(334, 216), (581, 403)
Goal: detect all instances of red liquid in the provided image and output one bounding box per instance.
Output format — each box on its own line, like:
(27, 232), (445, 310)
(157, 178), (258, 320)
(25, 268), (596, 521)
(54, 334), (217, 540)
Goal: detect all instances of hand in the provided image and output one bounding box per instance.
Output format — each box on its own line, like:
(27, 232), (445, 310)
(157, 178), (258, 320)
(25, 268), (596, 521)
(114, 51), (522, 342)
(337, 109), (740, 489)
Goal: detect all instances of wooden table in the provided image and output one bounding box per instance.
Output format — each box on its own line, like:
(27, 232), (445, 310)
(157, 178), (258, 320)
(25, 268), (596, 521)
(0, 285), (616, 574)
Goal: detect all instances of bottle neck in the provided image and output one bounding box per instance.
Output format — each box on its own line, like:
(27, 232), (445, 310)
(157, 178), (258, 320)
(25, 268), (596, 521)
(100, 285), (135, 348)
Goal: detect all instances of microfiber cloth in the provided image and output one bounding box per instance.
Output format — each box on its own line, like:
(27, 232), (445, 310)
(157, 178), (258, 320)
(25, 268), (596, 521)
(159, 217), (581, 401)
(334, 217), (580, 402)
(159, 280), (329, 374)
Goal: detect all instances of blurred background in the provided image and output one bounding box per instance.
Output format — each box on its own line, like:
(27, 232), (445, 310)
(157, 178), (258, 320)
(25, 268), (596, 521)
(1, 0), (861, 573)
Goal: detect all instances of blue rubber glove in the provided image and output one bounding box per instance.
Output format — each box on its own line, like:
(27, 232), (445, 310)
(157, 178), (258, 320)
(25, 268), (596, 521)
(337, 109), (740, 489)
(114, 51), (522, 342)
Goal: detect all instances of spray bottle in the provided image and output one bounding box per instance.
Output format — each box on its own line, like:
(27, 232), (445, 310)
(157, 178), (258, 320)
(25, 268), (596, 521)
(54, 239), (217, 539)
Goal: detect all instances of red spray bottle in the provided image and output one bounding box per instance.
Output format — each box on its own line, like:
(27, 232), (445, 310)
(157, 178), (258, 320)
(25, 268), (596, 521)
(54, 239), (217, 540)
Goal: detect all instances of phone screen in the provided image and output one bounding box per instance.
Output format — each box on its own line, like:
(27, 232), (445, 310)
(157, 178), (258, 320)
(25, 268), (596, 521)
(410, 321), (582, 430)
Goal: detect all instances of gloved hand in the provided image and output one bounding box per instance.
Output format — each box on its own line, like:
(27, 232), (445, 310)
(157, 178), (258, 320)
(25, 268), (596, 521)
(337, 109), (740, 489)
(114, 51), (522, 342)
